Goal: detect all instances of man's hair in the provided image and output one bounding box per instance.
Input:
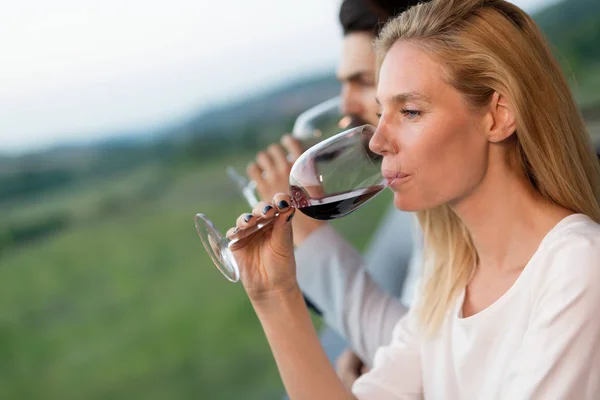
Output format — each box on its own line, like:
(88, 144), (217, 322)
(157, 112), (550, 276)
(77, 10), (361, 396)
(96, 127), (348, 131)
(339, 0), (421, 36)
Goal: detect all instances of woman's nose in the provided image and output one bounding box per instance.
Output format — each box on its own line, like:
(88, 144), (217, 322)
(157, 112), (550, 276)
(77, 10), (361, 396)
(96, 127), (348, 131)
(369, 121), (394, 156)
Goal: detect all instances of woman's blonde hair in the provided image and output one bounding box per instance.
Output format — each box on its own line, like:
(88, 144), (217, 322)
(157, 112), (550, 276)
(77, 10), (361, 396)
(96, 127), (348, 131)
(374, 0), (600, 334)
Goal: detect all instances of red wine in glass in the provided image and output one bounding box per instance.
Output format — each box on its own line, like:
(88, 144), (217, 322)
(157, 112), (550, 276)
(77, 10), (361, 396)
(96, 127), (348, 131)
(292, 185), (384, 220)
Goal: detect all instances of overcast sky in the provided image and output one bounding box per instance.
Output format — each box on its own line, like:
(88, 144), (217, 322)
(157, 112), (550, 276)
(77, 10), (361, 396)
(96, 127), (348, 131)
(0, 0), (560, 154)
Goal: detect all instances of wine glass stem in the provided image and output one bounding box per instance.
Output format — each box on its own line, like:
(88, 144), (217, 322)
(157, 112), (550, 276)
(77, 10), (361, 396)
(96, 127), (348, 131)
(227, 216), (278, 247)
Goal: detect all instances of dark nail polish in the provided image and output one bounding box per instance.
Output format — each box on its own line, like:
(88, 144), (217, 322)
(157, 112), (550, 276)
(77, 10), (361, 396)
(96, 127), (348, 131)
(262, 205), (273, 214)
(286, 209), (296, 222)
(243, 214), (253, 222)
(278, 200), (289, 209)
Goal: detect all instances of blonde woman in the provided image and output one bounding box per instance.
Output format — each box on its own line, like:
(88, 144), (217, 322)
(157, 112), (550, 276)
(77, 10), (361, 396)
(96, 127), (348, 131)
(225, 0), (600, 398)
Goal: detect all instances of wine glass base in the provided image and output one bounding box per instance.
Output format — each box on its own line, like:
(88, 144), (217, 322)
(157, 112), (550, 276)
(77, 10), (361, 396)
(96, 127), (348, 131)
(194, 213), (240, 282)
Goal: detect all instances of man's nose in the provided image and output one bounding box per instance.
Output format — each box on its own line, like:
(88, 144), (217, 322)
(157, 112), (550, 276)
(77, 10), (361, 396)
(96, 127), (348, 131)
(340, 84), (363, 116)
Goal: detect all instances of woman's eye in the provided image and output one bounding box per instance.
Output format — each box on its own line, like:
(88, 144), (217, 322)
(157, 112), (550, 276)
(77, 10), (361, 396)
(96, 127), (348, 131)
(376, 112), (382, 118)
(402, 109), (421, 119)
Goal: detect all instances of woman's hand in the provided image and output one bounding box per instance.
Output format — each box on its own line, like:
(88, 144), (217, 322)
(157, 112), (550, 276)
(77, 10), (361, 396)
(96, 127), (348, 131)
(226, 194), (356, 400)
(226, 193), (298, 302)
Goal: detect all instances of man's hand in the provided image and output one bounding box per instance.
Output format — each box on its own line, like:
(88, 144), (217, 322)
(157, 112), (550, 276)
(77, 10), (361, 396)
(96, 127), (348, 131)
(336, 349), (368, 389)
(247, 135), (325, 246)
(247, 135), (304, 201)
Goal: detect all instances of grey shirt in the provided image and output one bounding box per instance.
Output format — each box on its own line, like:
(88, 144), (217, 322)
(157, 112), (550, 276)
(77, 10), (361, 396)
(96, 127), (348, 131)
(295, 206), (422, 367)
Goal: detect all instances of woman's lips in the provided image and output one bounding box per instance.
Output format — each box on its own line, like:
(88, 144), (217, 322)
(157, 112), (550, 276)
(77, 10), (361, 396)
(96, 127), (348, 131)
(382, 170), (411, 186)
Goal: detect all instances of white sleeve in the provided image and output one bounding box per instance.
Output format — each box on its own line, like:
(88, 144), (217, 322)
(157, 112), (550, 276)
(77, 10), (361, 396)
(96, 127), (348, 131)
(501, 237), (600, 399)
(352, 307), (423, 400)
(295, 223), (408, 367)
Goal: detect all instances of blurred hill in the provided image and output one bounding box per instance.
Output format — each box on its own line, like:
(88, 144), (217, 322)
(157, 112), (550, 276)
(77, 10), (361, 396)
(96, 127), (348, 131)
(536, 0), (600, 106)
(167, 73), (340, 163)
(0, 73), (339, 203)
(173, 74), (340, 140)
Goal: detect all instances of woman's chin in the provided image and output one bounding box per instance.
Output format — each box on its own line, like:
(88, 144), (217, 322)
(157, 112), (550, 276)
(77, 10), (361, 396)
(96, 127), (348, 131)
(393, 193), (421, 212)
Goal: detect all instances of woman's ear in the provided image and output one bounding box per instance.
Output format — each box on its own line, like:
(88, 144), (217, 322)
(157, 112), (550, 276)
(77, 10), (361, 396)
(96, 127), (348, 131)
(487, 92), (517, 143)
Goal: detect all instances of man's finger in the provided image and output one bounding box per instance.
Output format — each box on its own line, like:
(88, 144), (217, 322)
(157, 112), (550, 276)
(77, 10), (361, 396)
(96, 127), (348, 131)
(281, 135), (304, 161)
(267, 144), (289, 172)
(256, 151), (276, 177)
(246, 162), (264, 184)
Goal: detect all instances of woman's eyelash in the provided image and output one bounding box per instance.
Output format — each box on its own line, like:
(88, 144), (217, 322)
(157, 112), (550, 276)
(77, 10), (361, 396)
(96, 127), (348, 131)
(376, 109), (421, 119)
(402, 109), (421, 118)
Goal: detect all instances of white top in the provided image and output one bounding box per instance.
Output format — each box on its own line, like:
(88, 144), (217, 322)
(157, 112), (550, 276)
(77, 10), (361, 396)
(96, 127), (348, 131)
(353, 213), (600, 399)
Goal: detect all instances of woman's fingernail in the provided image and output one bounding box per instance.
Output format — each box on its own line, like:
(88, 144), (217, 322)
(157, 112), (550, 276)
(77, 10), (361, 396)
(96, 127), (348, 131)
(262, 205), (273, 214)
(243, 213), (253, 223)
(233, 227), (240, 234)
(278, 200), (289, 209)
(286, 209), (296, 222)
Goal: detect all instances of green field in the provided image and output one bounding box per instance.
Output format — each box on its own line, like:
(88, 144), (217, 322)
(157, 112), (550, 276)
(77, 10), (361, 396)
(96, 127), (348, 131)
(0, 155), (392, 400)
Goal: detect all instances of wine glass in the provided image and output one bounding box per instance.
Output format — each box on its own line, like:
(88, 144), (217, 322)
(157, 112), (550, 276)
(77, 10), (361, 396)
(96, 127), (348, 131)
(195, 124), (386, 282)
(226, 96), (350, 208)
